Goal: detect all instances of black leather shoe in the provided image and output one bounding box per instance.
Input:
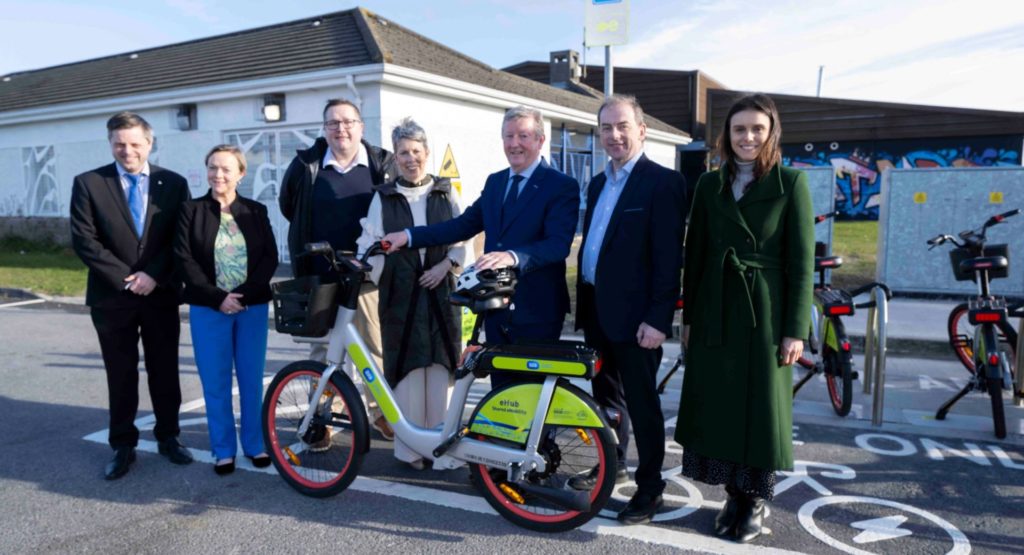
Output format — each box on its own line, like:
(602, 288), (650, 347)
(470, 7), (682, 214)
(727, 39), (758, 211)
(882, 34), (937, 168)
(568, 465), (628, 490)
(714, 488), (741, 536)
(214, 459), (235, 476)
(617, 491), (663, 525)
(246, 454), (271, 468)
(157, 438), (194, 465)
(104, 447), (136, 480)
(733, 495), (767, 543)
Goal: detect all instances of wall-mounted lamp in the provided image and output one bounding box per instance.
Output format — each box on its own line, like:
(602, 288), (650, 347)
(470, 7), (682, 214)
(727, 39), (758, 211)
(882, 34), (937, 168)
(262, 93), (286, 122)
(175, 103), (197, 131)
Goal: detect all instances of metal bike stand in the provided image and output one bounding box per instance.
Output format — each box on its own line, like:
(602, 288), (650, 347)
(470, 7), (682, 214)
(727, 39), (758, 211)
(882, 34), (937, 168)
(863, 307), (876, 395)
(862, 286), (889, 426)
(872, 287), (889, 426)
(1015, 317), (1024, 408)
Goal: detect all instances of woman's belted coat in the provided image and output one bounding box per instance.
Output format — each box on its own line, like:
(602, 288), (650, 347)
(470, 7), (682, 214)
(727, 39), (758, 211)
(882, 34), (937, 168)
(675, 164), (814, 471)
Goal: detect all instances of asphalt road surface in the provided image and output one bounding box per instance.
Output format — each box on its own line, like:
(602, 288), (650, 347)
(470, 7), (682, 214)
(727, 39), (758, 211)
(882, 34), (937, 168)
(1, 302), (1021, 554)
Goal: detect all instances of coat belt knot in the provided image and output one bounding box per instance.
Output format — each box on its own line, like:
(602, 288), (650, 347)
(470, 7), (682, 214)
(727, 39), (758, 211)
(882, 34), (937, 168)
(706, 248), (783, 346)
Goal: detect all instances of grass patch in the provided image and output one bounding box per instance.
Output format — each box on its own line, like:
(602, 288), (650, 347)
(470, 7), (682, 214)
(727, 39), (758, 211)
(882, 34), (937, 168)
(830, 220), (878, 290)
(0, 237), (87, 296)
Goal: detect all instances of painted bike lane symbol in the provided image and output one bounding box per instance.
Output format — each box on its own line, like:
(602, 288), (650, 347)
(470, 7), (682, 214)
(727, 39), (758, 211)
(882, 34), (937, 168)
(798, 495), (970, 555)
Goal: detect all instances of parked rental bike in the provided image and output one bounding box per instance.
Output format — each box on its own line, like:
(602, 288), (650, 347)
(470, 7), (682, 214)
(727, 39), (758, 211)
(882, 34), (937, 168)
(261, 241), (617, 532)
(927, 208), (1022, 438)
(792, 211), (892, 417)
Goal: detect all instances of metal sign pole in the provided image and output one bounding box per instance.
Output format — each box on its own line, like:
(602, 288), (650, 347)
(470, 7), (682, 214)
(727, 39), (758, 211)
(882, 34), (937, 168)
(604, 45), (613, 97)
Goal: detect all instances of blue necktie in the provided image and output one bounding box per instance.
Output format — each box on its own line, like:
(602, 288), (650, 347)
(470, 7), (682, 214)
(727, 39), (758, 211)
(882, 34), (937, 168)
(125, 173), (144, 238)
(503, 174), (524, 225)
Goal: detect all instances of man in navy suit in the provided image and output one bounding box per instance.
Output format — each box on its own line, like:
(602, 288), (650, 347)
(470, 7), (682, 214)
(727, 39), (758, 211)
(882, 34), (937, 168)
(70, 112), (194, 480)
(573, 95), (686, 524)
(382, 105), (578, 389)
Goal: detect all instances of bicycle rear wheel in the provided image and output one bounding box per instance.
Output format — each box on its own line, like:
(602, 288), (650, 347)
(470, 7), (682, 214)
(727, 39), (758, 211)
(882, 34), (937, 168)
(823, 318), (853, 417)
(469, 383), (616, 533)
(262, 360), (368, 498)
(988, 374), (1007, 440)
(949, 304), (1019, 375)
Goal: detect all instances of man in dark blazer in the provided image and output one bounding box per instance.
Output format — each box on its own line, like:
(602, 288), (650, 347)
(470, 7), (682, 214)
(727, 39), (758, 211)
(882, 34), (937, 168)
(574, 95), (686, 524)
(70, 112), (194, 480)
(382, 105), (579, 389)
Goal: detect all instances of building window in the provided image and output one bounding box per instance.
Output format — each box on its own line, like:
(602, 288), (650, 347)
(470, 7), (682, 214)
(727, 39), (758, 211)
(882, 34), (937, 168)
(223, 126), (320, 263)
(551, 125), (600, 230)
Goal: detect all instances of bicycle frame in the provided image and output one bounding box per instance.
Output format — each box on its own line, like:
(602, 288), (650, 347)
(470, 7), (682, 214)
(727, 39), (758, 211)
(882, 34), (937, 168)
(295, 304), (569, 476)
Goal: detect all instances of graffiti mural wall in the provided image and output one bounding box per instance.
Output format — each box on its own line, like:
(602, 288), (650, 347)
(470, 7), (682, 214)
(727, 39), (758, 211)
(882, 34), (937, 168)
(783, 135), (1023, 220)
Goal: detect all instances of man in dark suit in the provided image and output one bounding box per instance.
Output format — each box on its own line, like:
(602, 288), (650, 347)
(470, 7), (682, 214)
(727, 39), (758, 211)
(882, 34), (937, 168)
(70, 112), (194, 480)
(574, 95), (686, 524)
(382, 105), (578, 389)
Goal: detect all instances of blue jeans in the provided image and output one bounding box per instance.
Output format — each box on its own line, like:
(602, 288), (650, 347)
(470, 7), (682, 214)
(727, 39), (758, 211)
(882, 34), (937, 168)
(190, 303), (269, 460)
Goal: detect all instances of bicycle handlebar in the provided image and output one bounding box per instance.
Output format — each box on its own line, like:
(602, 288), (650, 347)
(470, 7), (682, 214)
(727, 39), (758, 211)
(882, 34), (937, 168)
(814, 211), (839, 224)
(984, 208), (1021, 229)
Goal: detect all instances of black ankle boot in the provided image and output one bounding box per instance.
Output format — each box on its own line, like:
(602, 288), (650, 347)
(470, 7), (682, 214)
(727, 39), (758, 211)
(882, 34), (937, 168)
(733, 494), (767, 543)
(713, 487), (741, 536)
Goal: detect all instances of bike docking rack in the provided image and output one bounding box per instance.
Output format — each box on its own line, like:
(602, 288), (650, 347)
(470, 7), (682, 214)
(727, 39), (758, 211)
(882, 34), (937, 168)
(860, 284), (891, 427)
(1017, 314), (1024, 408)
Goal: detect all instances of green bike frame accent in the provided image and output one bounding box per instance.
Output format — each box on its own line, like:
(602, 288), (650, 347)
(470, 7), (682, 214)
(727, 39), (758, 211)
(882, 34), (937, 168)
(348, 342), (400, 423)
(489, 356), (589, 377)
(470, 384), (604, 443)
(815, 300), (842, 351)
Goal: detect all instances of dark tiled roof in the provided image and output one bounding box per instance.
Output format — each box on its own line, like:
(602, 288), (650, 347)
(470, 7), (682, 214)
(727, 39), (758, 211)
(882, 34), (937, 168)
(0, 11), (373, 112)
(0, 7), (686, 137)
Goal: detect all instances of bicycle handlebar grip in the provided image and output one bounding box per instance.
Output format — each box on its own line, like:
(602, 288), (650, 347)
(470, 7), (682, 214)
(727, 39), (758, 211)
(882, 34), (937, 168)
(302, 241), (333, 256)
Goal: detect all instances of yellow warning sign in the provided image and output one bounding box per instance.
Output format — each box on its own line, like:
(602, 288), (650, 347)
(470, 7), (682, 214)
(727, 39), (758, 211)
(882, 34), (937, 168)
(913, 192), (927, 204)
(989, 191), (1004, 204)
(438, 144), (462, 194)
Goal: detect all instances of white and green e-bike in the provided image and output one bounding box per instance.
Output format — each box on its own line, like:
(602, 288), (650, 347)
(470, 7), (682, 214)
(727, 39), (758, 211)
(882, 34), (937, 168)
(261, 242), (618, 532)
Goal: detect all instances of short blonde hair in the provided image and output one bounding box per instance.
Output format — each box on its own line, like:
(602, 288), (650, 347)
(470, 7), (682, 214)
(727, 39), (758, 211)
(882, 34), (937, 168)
(204, 144), (247, 173)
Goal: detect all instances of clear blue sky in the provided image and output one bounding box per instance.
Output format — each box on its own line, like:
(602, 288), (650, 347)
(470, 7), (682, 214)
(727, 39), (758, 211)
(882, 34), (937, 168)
(2, 0), (1022, 112)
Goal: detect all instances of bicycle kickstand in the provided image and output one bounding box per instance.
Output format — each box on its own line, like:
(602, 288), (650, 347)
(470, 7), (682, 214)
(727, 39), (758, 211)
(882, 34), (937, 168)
(657, 354), (684, 394)
(936, 380), (974, 420)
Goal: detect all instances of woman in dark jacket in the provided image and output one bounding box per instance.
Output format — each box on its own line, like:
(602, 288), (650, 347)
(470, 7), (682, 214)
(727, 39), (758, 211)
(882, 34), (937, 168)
(356, 118), (469, 470)
(676, 94), (814, 543)
(175, 144), (278, 475)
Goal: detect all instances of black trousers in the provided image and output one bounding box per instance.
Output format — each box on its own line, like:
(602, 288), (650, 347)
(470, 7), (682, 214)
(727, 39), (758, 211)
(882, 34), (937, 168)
(91, 303), (182, 449)
(580, 285), (666, 496)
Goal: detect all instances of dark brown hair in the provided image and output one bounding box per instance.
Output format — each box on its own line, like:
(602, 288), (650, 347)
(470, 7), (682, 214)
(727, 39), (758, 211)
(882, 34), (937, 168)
(106, 111), (153, 142)
(715, 93), (782, 182)
(322, 98), (361, 121)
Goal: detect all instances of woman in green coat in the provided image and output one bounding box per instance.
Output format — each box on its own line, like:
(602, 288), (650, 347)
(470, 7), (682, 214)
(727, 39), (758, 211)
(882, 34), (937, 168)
(676, 94), (814, 543)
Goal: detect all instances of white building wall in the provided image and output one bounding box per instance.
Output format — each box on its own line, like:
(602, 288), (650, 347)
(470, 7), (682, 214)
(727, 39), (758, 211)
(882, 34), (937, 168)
(0, 66), (689, 263)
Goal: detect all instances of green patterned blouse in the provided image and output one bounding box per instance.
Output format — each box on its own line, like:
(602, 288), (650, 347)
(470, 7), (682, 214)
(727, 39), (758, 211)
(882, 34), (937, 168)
(214, 212), (248, 291)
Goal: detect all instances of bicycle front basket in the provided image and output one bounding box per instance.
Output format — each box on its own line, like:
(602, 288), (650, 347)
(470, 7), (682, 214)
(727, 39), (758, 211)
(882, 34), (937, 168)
(949, 244), (1009, 282)
(272, 276), (339, 337)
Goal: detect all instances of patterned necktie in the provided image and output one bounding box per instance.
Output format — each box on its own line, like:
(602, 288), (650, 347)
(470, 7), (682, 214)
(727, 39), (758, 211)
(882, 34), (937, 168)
(125, 173), (144, 238)
(503, 174), (524, 224)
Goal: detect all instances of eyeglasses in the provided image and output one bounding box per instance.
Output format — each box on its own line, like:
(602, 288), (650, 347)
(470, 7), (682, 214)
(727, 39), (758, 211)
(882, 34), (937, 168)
(324, 119), (362, 130)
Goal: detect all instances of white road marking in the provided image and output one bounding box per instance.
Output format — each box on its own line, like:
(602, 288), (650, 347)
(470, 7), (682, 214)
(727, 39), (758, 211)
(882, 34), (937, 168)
(850, 515), (912, 544)
(0, 298), (45, 308)
(798, 496), (970, 555)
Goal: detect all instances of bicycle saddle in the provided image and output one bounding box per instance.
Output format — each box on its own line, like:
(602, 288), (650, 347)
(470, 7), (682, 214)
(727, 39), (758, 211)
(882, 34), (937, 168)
(959, 256), (1008, 274)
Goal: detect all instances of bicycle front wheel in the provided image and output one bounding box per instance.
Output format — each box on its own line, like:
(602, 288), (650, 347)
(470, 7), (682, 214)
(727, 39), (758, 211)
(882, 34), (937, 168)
(988, 374), (1007, 439)
(262, 360), (368, 498)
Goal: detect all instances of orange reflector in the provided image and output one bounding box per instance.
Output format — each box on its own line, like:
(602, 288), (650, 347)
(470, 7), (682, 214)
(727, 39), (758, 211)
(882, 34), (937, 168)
(498, 482), (525, 504)
(576, 428), (593, 445)
(284, 447), (300, 466)
(595, 357), (603, 375)
(974, 312), (1002, 323)
(841, 341), (851, 352)
(988, 354), (1000, 366)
